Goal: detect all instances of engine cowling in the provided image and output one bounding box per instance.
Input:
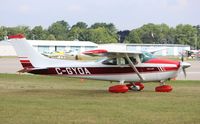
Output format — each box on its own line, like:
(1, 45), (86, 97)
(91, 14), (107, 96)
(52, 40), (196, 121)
(109, 85), (129, 93)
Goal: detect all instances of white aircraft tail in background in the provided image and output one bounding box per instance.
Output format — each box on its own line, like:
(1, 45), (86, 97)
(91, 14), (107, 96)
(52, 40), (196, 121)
(8, 34), (49, 68)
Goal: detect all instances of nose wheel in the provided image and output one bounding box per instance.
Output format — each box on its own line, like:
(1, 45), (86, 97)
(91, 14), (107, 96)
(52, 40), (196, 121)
(155, 81), (173, 92)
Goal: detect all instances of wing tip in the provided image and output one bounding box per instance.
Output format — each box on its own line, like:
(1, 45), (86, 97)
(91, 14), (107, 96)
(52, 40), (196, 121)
(8, 34), (25, 39)
(82, 49), (108, 54)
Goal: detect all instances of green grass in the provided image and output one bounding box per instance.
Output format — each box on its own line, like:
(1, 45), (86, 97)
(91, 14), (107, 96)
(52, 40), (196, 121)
(0, 74), (200, 124)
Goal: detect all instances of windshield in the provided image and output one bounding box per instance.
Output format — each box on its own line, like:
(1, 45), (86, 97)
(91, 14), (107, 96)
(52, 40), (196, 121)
(139, 52), (155, 63)
(95, 57), (107, 62)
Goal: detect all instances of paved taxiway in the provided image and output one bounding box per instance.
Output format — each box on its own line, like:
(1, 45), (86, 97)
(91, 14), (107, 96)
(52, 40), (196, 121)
(0, 58), (199, 80)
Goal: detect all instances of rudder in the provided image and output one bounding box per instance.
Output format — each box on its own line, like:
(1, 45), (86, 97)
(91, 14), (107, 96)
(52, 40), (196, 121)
(8, 34), (50, 69)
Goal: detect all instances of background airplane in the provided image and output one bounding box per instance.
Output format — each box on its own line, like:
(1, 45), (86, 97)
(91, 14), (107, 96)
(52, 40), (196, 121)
(7, 34), (191, 93)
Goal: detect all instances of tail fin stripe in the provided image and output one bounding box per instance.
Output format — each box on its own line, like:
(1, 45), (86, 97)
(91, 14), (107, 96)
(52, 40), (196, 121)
(21, 63), (34, 68)
(20, 60), (31, 63)
(19, 60), (34, 68)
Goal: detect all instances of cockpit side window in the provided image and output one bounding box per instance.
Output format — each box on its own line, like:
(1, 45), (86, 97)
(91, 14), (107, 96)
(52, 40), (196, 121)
(102, 58), (117, 65)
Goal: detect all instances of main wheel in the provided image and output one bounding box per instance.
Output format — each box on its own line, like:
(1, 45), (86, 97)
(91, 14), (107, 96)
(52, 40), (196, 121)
(108, 85), (129, 93)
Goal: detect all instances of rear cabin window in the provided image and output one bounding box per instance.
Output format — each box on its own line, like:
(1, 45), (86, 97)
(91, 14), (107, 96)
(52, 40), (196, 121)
(102, 57), (138, 65)
(102, 58), (117, 65)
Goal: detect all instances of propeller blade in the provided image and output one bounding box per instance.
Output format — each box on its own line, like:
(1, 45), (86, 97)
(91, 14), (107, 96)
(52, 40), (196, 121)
(180, 62), (191, 79)
(181, 54), (184, 62)
(182, 68), (186, 78)
(181, 62), (191, 69)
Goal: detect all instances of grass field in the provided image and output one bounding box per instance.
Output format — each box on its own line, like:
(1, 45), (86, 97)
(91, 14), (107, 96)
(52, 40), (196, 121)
(0, 74), (199, 124)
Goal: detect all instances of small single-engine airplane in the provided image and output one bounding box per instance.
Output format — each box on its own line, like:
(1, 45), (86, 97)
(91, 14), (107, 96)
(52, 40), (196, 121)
(7, 34), (191, 93)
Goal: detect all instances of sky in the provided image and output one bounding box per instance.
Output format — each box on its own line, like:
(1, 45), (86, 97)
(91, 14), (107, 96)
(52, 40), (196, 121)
(0, 0), (199, 30)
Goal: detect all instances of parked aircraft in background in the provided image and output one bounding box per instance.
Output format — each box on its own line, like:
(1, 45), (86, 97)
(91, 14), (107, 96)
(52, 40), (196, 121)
(8, 34), (191, 93)
(42, 51), (65, 58)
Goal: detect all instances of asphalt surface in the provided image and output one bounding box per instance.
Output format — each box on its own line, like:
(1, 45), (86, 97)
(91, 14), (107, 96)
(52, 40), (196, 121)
(177, 60), (200, 80)
(0, 58), (199, 80)
(0, 57), (22, 74)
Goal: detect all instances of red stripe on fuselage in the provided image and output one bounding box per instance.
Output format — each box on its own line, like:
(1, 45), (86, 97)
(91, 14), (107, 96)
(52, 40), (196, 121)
(28, 66), (178, 75)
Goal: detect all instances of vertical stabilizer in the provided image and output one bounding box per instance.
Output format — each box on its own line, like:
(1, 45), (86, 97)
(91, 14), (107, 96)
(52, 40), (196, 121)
(8, 34), (50, 68)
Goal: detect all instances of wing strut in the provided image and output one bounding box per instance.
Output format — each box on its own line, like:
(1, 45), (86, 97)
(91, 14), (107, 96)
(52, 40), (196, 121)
(125, 53), (145, 82)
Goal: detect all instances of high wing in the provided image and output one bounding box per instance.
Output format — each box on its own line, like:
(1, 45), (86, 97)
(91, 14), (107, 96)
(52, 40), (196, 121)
(82, 49), (142, 57)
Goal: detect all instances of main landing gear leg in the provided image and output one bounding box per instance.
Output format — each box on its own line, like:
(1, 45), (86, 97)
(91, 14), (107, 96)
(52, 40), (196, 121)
(126, 82), (144, 91)
(155, 81), (173, 92)
(108, 80), (129, 93)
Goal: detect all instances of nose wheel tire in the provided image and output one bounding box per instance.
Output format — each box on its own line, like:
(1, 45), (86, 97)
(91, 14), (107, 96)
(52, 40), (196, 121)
(155, 85), (173, 92)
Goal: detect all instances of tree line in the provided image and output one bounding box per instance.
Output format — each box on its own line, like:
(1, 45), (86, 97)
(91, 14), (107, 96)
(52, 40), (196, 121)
(0, 20), (200, 49)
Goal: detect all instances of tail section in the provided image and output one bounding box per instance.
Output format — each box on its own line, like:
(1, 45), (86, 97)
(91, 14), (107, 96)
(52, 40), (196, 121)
(19, 58), (34, 68)
(8, 34), (50, 69)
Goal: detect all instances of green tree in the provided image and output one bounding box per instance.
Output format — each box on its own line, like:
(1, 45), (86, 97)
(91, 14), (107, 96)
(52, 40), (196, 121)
(88, 27), (117, 43)
(46, 34), (56, 40)
(67, 22), (88, 41)
(125, 30), (142, 43)
(194, 25), (200, 49)
(175, 24), (197, 48)
(67, 27), (82, 40)
(91, 22), (117, 34)
(0, 26), (7, 40)
(90, 23), (118, 43)
(31, 26), (48, 40)
(48, 20), (69, 40)
(127, 23), (173, 44)
(72, 22), (88, 29)
(156, 24), (171, 44)
(3, 26), (32, 39)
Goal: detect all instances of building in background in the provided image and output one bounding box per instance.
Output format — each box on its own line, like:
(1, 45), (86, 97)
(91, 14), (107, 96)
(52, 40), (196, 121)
(0, 41), (16, 56)
(98, 43), (190, 56)
(29, 40), (98, 54)
(0, 40), (190, 57)
(0, 40), (98, 56)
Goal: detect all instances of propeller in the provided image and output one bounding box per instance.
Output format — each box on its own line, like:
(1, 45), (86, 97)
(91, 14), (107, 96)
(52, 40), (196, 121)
(180, 61), (191, 78)
(180, 51), (191, 78)
(183, 68), (187, 78)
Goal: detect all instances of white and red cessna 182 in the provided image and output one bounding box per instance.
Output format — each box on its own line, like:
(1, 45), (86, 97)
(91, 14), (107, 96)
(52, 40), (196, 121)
(8, 34), (191, 93)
